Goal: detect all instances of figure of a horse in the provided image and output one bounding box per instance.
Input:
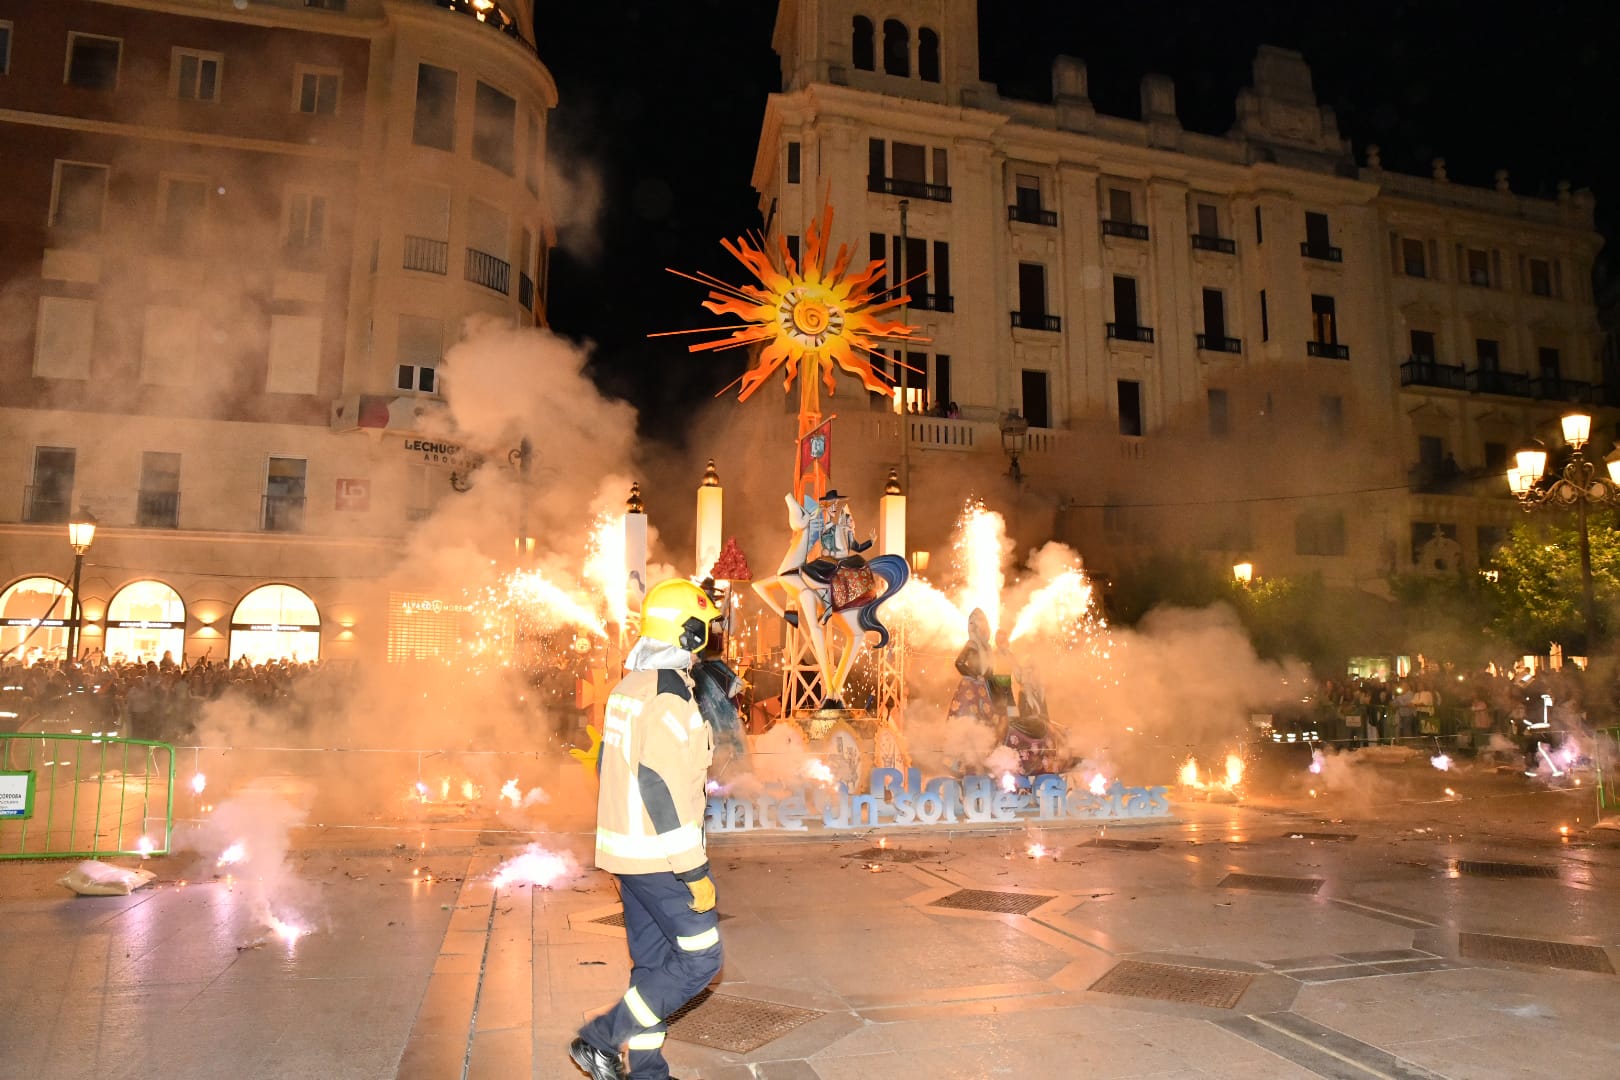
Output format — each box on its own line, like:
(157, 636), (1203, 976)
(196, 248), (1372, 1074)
(753, 493), (909, 708)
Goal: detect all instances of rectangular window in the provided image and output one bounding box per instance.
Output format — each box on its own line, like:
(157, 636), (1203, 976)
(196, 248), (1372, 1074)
(1402, 237), (1426, 277)
(140, 305), (199, 386)
(1018, 262), (1046, 316)
(932, 240), (951, 303)
(932, 147), (949, 188)
(158, 176), (208, 251)
(786, 141), (801, 184)
(1117, 380), (1143, 437)
(1538, 347), (1561, 380)
(1207, 388), (1229, 438)
(892, 142), (926, 183)
(1320, 394), (1344, 437)
(284, 190), (327, 254)
(1016, 173), (1041, 213)
(264, 457), (307, 532)
(1409, 329), (1436, 361)
(1021, 369), (1050, 428)
(904, 236), (927, 293)
(1483, 441), (1508, 471)
(28, 448), (76, 524)
(1418, 434), (1444, 473)
(413, 64), (457, 150)
(1310, 294), (1337, 343)
(1259, 289), (1269, 341)
(1107, 187), (1133, 223)
(1465, 247), (1491, 287)
(1112, 275), (1139, 329)
(173, 48), (221, 102)
(1305, 211), (1330, 250)
(266, 314), (322, 395)
(138, 452), (181, 528)
(50, 161), (109, 233)
(473, 81), (516, 174)
(1476, 338), (1500, 370)
(1196, 201), (1220, 238)
(1295, 510), (1347, 556)
(869, 232), (886, 293)
(1254, 205), (1263, 244)
(901, 351), (929, 413)
(67, 33), (120, 91)
(934, 354), (951, 412)
(1528, 257), (1553, 297)
(785, 234), (801, 263)
(868, 137), (886, 181)
(0, 22), (11, 76)
(525, 110), (542, 196)
(397, 315), (442, 394)
(295, 67), (340, 115)
(1201, 287), (1226, 340)
(34, 297), (96, 380)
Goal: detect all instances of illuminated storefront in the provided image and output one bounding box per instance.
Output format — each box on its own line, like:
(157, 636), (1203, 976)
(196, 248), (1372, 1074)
(386, 592), (476, 662)
(104, 580), (187, 664)
(0, 577), (75, 661)
(229, 584), (321, 664)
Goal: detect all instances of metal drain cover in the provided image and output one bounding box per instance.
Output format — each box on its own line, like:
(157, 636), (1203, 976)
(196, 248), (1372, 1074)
(1459, 933), (1614, 973)
(848, 846), (940, 863)
(1089, 960), (1253, 1008)
(929, 888), (1054, 915)
(1084, 838), (1161, 851)
(1286, 832), (1358, 842)
(1452, 860), (1560, 879)
(666, 991), (823, 1052)
(592, 910), (732, 927)
(1220, 873), (1323, 894)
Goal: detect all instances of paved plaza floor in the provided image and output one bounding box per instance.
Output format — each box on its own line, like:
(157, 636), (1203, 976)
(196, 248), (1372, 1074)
(1, 765), (1617, 1079)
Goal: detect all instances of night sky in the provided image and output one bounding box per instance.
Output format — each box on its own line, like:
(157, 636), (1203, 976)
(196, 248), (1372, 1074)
(535, 1), (1620, 440)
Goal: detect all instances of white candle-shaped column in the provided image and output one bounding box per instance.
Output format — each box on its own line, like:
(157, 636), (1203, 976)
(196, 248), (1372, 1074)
(878, 467), (906, 558)
(624, 482), (648, 624)
(696, 459), (723, 579)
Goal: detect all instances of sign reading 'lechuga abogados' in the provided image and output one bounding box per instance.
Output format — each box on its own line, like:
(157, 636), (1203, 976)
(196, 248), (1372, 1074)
(705, 768), (1171, 834)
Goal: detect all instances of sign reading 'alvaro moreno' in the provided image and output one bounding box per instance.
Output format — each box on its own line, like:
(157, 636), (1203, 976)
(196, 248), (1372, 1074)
(706, 768), (1171, 835)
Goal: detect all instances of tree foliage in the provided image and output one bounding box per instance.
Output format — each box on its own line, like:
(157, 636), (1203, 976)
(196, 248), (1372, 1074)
(1481, 511), (1620, 653)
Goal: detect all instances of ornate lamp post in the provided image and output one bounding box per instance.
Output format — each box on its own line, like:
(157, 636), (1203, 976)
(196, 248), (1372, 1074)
(1507, 411), (1620, 653)
(66, 510), (97, 666)
(1000, 409), (1030, 484)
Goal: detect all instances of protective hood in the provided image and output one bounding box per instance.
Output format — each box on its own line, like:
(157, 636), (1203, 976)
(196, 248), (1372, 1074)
(625, 637), (696, 672)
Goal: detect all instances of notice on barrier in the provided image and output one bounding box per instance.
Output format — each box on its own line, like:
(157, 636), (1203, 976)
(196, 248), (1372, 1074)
(0, 770), (35, 819)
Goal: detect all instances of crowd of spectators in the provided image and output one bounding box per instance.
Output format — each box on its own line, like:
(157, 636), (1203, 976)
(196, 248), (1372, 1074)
(0, 652), (343, 743)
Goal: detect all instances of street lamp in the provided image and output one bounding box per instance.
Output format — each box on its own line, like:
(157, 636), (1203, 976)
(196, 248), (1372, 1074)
(1507, 412), (1620, 653)
(1232, 562), (1254, 586)
(66, 510), (97, 666)
(1000, 409), (1030, 483)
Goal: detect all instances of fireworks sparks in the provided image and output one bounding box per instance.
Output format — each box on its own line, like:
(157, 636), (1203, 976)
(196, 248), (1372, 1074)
(1308, 749), (1325, 774)
(218, 842), (247, 867)
(490, 843), (580, 890)
(1027, 842), (1050, 860)
(500, 778), (522, 806)
(266, 914), (307, 945)
(190, 773), (207, 795)
(803, 759), (835, 785)
(1430, 753), (1452, 771)
(955, 501), (1006, 637)
(136, 836), (154, 857)
(1179, 754), (1244, 798)
(1008, 567), (1095, 647)
(1087, 773), (1109, 796)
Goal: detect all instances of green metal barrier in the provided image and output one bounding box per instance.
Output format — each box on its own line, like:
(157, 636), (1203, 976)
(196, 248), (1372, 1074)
(1597, 726), (1620, 819)
(0, 733), (175, 859)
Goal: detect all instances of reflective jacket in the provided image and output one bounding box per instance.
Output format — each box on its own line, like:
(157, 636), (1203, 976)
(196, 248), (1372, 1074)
(594, 666), (713, 878)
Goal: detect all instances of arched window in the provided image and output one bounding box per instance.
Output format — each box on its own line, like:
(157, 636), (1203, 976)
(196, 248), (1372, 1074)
(229, 583), (321, 665)
(0, 576), (73, 661)
(918, 27), (941, 83)
(851, 16), (875, 71)
(882, 19), (910, 77)
(105, 580), (187, 665)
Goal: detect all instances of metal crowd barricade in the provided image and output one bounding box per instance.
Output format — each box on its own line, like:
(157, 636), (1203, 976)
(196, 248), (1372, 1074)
(0, 733), (175, 859)
(1597, 726), (1620, 818)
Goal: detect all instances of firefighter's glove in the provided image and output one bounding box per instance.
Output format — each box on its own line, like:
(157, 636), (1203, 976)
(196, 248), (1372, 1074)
(684, 874), (717, 913)
(568, 725), (602, 774)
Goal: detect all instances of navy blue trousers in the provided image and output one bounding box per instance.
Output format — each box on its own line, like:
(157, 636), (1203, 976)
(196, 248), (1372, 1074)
(578, 871), (723, 1079)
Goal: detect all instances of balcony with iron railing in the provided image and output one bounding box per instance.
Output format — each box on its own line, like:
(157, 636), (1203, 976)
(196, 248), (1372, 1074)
(1010, 311), (1061, 332)
(1399, 357), (1466, 390)
(136, 490), (179, 528)
(1191, 234), (1235, 254)
(1533, 376), (1593, 404)
(518, 272), (535, 310)
(1300, 241), (1343, 262)
(262, 494), (306, 533)
(465, 248), (510, 294)
(1008, 204), (1057, 226)
(867, 175), (951, 202)
(907, 293), (954, 313)
(22, 486), (70, 524)
(1102, 219), (1150, 240)
(1467, 369), (1532, 398)
(403, 235), (449, 275)
(1107, 322), (1154, 343)
(1196, 333), (1242, 353)
(1307, 341), (1350, 359)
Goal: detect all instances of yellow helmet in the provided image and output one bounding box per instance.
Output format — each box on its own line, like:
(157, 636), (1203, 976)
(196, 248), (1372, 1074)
(640, 578), (719, 651)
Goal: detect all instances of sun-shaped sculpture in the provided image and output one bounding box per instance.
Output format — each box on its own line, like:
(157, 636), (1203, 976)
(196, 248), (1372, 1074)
(659, 199), (925, 438)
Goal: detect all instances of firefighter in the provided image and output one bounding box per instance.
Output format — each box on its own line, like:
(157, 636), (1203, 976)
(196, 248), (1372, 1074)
(570, 578), (722, 1080)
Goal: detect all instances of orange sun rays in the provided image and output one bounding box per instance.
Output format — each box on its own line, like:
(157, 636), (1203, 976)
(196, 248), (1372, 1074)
(661, 199), (926, 407)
